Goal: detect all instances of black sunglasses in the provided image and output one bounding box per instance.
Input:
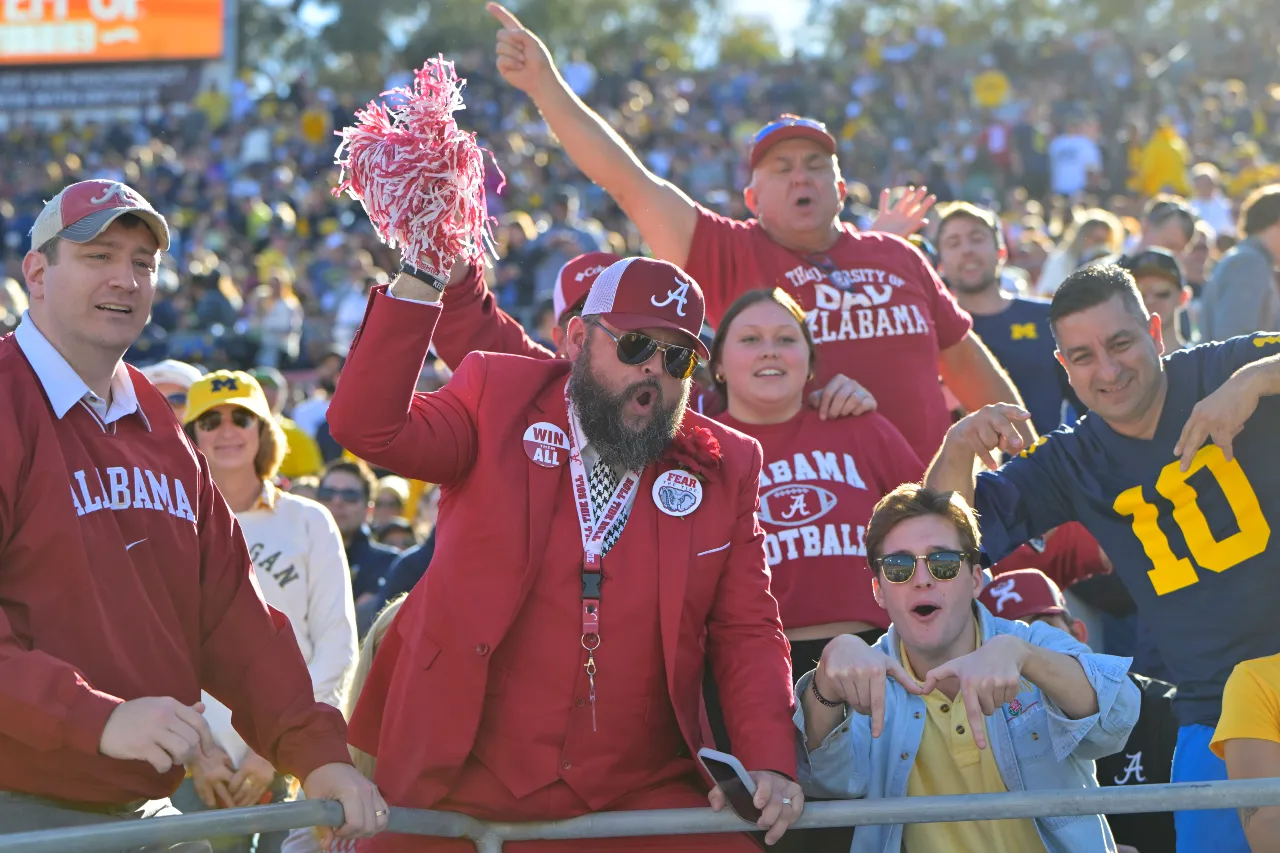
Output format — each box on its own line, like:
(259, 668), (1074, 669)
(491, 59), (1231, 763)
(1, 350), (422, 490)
(590, 320), (698, 381)
(166, 393), (188, 407)
(317, 486), (366, 504)
(195, 409), (258, 432)
(873, 550), (976, 584)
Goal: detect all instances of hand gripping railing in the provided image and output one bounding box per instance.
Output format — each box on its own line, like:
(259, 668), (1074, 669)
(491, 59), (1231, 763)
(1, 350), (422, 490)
(5, 778), (1280, 852)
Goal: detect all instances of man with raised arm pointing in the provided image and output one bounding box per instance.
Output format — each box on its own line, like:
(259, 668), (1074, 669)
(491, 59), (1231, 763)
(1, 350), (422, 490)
(924, 263), (1280, 853)
(487, 3), (1030, 462)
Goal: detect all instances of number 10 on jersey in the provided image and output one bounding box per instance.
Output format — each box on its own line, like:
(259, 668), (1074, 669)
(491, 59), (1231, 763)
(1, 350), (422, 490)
(1113, 445), (1271, 596)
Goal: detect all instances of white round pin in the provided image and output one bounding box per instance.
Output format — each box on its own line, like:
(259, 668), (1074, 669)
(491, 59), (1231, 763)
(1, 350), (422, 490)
(653, 469), (702, 517)
(523, 422), (569, 468)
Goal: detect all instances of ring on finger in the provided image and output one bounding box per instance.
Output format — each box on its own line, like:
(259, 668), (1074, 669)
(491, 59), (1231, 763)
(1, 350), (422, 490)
(781, 797), (792, 806)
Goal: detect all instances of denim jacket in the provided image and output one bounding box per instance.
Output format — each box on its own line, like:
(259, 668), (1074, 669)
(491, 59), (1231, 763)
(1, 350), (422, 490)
(794, 603), (1140, 853)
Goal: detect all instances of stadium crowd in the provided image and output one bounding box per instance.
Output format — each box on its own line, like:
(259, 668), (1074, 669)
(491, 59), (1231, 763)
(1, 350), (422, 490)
(3, 6), (1280, 853)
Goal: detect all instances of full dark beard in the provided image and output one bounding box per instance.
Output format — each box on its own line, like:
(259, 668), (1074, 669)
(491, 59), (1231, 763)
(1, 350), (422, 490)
(568, 345), (689, 472)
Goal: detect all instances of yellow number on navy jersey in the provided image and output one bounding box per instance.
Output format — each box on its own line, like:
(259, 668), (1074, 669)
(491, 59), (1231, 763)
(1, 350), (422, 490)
(1113, 445), (1271, 595)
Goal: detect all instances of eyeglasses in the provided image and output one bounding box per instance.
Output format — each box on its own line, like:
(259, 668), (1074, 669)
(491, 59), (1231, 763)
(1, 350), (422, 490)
(166, 393), (188, 407)
(375, 498), (404, 510)
(590, 320), (698, 381)
(195, 409), (257, 432)
(873, 550), (976, 584)
(317, 486), (366, 504)
(754, 115), (829, 146)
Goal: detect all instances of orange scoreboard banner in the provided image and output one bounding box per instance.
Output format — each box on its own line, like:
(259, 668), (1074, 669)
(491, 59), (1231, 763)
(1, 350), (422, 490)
(0, 0), (224, 66)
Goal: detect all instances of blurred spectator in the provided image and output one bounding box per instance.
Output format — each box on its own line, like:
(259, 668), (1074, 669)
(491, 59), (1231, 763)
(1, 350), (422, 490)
(530, 186), (607, 305)
(372, 476), (411, 528)
(290, 476), (320, 501)
(1189, 163), (1237, 238)
(250, 270), (304, 369)
(0, 276), (27, 336)
(315, 460), (399, 637)
(1200, 184), (1280, 341)
(374, 519), (417, 552)
(249, 366), (324, 481)
(1132, 120), (1191, 198)
(1048, 118), (1103, 199)
(138, 358), (205, 422)
(1035, 209), (1124, 296)
(1122, 195), (1199, 258)
(291, 349), (345, 439)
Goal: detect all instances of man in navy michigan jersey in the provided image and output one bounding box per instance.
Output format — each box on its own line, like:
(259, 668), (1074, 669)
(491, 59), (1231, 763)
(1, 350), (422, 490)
(935, 202), (1079, 433)
(925, 263), (1280, 853)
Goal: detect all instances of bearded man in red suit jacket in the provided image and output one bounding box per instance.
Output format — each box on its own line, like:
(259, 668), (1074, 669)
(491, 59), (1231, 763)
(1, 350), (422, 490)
(327, 254), (803, 851)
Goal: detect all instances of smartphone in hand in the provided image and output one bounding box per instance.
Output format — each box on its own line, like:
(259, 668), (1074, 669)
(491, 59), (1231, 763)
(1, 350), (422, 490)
(697, 747), (762, 822)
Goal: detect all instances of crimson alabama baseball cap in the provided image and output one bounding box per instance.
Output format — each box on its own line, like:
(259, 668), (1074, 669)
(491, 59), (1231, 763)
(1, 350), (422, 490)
(979, 569), (1068, 621)
(553, 251), (621, 325)
(749, 114), (837, 171)
(581, 257), (710, 361)
(30, 180), (170, 253)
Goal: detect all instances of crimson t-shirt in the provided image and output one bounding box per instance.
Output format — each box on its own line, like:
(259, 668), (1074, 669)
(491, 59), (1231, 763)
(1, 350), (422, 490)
(686, 207), (973, 461)
(719, 408), (924, 630)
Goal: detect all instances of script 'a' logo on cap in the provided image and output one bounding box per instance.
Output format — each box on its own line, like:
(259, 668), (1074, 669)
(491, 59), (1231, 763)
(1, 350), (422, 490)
(987, 578), (1023, 613)
(88, 183), (142, 208)
(650, 276), (691, 317)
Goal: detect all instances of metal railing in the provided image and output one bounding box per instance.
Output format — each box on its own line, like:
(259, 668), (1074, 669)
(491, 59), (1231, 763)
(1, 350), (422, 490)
(5, 778), (1280, 852)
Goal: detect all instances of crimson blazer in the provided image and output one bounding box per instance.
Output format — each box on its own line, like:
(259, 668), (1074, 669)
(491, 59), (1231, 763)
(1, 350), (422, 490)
(327, 286), (796, 809)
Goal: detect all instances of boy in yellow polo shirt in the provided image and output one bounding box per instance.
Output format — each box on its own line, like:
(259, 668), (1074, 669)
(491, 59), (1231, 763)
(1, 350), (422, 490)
(794, 484), (1140, 853)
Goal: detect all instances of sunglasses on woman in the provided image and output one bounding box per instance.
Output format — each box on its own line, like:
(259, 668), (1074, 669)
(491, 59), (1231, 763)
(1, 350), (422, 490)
(873, 550), (977, 584)
(195, 409), (258, 432)
(590, 320), (699, 381)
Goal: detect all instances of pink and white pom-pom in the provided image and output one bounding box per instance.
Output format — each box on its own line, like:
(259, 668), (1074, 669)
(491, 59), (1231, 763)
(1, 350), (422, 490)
(333, 57), (504, 279)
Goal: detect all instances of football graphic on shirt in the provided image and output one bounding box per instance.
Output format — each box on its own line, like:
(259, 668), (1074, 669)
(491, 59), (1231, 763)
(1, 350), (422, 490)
(759, 484), (838, 527)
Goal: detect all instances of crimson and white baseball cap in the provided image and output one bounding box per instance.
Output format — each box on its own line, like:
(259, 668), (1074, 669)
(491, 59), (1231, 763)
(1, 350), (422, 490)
(553, 251), (621, 325)
(581, 257), (710, 361)
(979, 569), (1068, 620)
(29, 180), (170, 253)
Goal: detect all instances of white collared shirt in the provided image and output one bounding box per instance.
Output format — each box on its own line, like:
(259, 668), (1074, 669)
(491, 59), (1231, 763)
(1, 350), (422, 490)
(15, 311), (142, 426)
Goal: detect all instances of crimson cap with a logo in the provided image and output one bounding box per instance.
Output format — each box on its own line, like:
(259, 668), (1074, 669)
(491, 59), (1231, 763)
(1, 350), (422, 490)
(30, 180), (170, 253)
(553, 251), (621, 325)
(978, 568), (1067, 621)
(581, 257), (710, 361)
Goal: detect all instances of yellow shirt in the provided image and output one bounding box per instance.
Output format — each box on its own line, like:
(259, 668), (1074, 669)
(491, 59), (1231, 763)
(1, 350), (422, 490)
(1210, 653), (1280, 758)
(278, 417), (324, 480)
(901, 625), (1047, 853)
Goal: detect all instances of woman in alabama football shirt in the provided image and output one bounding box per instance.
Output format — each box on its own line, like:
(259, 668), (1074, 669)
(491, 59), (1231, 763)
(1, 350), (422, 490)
(709, 288), (926, 675)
